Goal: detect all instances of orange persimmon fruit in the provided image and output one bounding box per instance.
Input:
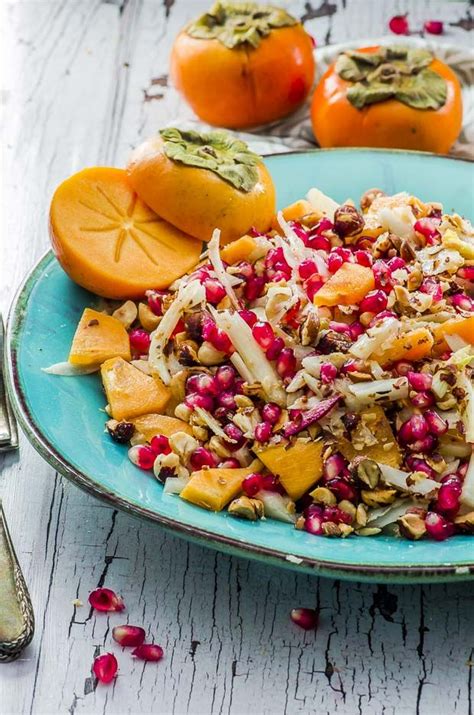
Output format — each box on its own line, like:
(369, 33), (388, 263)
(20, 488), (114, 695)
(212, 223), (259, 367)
(311, 46), (462, 153)
(69, 308), (131, 368)
(373, 328), (434, 366)
(127, 130), (275, 245)
(313, 263), (375, 307)
(432, 316), (474, 354)
(101, 357), (170, 421)
(170, 3), (315, 129)
(50, 167), (202, 299)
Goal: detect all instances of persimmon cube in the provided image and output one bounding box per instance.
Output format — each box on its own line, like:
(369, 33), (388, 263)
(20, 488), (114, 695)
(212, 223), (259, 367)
(432, 316), (474, 354)
(132, 414), (193, 442)
(180, 467), (255, 511)
(373, 328), (434, 366)
(255, 440), (324, 500)
(220, 235), (257, 265)
(101, 357), (170, 421)
(339, 406), (401, 468)
(69, 308), (131, 368)
(313, 263), (375, 307)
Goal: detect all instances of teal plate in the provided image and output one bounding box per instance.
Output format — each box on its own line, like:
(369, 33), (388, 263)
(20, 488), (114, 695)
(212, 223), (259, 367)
(5, 149), (474, 583)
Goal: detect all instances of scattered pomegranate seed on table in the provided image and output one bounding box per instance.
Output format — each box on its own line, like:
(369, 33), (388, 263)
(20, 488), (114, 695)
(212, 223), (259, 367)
(112, 625), (146, 648)
(132, 644), (164, 662)
(424, 20), (444, 35)
(93, 653), (118, 684)
(290, 608), (319, 630)
(388, 14), (409, 34)
(88, 588), (125, 612)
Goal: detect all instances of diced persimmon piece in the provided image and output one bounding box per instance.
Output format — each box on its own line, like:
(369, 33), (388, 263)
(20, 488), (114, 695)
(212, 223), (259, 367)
(220, 235), (257, 265)
(256, 440), (324, 500)
(132, 413), (193, 442)
(69, 308), (131, 368)
(313, 263), (375, 307)
(180, 467), (255, 511)
(339, 406), (401, 468)
(50, 167), (202, 299)
(373, 328), (434, 366)
(101, 357), (170, 421)
(432, 316), (474, 354)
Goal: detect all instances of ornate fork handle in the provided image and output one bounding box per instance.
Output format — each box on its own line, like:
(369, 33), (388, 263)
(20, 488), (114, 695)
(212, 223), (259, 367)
(0, 501), (34, 661)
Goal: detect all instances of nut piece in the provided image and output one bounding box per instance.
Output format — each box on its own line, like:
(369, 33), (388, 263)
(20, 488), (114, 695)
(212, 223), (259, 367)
(352, 457), (381, 489)
(338, 500), (356, 522)
(138, 302), (160, 331)
(360, 188), (386, 213)
(228, 496), (264, 521)
(169, 431), (199, 462)
(106, 419), (135, 444)
(197, 341), (226, 365)
(454, 511), (474, 533)
(311, 487), (337, 506)
(361, 488), (397, 507)
(299, 313), (320, 347)
(334, 204), (364, 238)
(398, 513), (427, 540)
(355, 503), (368, 527)
(356, 527), (382, 537)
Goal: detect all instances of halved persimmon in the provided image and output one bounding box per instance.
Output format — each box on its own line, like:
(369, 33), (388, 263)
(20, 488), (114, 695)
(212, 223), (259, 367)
(50, 167), (203, 299)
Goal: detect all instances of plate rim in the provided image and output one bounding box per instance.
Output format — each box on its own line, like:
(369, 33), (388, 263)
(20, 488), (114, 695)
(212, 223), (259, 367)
(5, 148), (474, 583)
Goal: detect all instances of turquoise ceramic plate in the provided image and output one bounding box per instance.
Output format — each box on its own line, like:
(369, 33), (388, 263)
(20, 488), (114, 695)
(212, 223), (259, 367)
(5, 149), (474, 583)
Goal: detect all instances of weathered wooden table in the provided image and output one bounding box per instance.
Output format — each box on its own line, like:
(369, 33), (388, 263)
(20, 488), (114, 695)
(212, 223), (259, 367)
(1, 1), (473, 713)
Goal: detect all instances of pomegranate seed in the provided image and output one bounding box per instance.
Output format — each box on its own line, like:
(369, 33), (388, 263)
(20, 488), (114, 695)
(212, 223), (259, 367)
(219, 458), (241, 468)
(298, 259), (318, 279)
(333, 246), (352, 262)
(372, 261), (393, 293)
(395, 360), (412, 376)
(304, 503), (323, 518)
(171, 318), (185, 338)
(436, 476), (462, 514)
(420, 277), (443, 302)
(242, 473), (263, 497)
(146, 290), (165, 316)
(128, 445), (156, 470)
(185, 393), (214, 411)
(368, 310), (397, 328)
(341, 358), (364, 373)
(398, 415), (429, 444)
(88, 588), (125, 612)
(266, 337), (285, 360)
(239, 309), (257, 327)
(276, 348), (297, 379)
(234, 378), (245, 394)
(320, 362), (338, 383)
(260, 474), (285, 494)
(414, 218), (440, 244)
(329, 321), (352, 336)
(407, 371), (433, 391)
(387, 256), (406, 272)
(359, 289), (388, 314)
(290, 608), (318, 630)
(132, 644), (164, 662)
(407, 435), (437, 454)
(254, 421), (272, 443)
(215, 365), (236, 391)
(424, 20), (443, 35)
(323, 452), (346, 480)
(406, 456), (435, 479)
(349, 321), (364, 340)
(93, 653), (118, 684)
(112, 625), (146, 648)
(425, 409), (448, 436)
(202, 316), (217, 342)
(306, 233), (331, 251)
(325, 478), (357, 502)
(323, 506), (352, 525)
(451, 293), (474, 312)
(129, 328), (151, 354)
(305, 275), (324, 301)
(223, 423), (244, 445)
(265, 247), (286, 269)
(291, 223), (308, 242)
(261, 402), (282, 425)
(389, 14), (409, 34)
(457, 266), (474, 281)
(285, 299), (301, 329)
(190, 447), (217, 470)
(186, 373), (218, 396)
(458, 461), (469, 478)
(217, 391), (236, 410)
(204, 278), (226, 305)
(411, 391), (435, 409)
(425, 512), (455, 541)
(353, 249), (372, 267)
(304, 514), (324, 535)
(235, 261), (254, 280)
(327, 253), (344, 273)
(150, 435), (171, 456)
(252, 321), (274, 350)
(244, 275), (266, 301)
(315, 217), (334, 234)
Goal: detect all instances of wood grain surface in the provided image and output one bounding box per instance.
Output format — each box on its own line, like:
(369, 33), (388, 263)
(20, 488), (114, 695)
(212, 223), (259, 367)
(1, 2), (473, 713)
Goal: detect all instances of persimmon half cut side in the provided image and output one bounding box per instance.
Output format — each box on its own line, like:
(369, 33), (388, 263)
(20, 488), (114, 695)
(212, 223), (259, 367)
(50, 167), (203, 299)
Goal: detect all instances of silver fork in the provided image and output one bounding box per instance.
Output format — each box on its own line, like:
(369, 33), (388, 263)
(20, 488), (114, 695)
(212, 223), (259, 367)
(0, 313), (34, 661)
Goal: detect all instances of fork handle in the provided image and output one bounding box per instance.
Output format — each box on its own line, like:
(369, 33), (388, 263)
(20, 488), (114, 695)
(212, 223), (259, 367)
(0, 500), (34, 661)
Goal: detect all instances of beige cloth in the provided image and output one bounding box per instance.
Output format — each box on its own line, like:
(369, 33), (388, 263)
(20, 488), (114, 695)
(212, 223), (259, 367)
(175, 37), (474, 159)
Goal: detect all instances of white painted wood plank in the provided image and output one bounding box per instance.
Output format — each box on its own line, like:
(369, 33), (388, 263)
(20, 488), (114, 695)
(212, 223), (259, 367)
(1, 1), (473, 714)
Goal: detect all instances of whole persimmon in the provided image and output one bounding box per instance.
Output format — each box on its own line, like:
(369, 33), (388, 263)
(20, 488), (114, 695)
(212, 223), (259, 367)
(170, 1), (315, 129)
(127, 128), (276, 245)
(311, 46), (462, 153)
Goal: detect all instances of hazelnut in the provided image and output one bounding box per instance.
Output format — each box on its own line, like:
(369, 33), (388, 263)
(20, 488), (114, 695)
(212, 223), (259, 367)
(334, 204), (365, 238)
(360, 188), (386, 213)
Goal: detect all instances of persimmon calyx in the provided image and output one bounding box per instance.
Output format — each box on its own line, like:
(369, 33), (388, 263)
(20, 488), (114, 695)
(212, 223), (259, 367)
(335, 46), (447, 110)
(185, 1), (297, 49)
(160, 127), (261, 192)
